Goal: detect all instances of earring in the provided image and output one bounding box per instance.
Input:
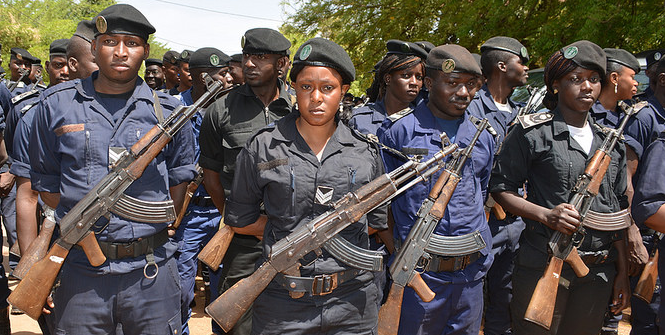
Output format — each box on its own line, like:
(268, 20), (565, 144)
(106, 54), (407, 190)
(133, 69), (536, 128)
(614, 83), (618, 94)
(553, 88), (558, 94)
(339, 102), (344, 113)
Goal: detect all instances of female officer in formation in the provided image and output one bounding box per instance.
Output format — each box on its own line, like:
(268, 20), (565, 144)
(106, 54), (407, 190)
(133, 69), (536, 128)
(590, 48), (640, 129)
(348, 40), (427, 135)
(224, 37), (387, 334)
(490, 40), (630, 335)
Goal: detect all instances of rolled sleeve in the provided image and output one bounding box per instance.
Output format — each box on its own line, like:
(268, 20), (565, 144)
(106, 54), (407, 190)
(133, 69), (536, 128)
(623, 117), (650, 159)
(489, 125), (530, 194)
(198, 101), (225, 172)
(29, 100), (61, 192)
(224, 147), (261, 227)
(633, 139), (665, 226)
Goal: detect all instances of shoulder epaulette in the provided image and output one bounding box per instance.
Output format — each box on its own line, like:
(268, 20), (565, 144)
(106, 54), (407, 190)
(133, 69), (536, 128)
(386, 107), (413, 123)
(468, 114), (498, 137)
(517, 112), (554, 129)
(20, 102), (38, 114)
(11, 89), (39, 104)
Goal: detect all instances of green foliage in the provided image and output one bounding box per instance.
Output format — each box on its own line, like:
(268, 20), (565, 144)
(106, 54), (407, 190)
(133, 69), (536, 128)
(284, 0), (665, 95)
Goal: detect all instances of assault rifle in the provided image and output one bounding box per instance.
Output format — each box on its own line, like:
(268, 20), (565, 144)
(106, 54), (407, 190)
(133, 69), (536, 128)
(206, 138), (460, 332)
(377, 119), (491, 335)
(7, 68), (29, 92)
(634, 231), (663, 303)
(8, 74), (236, 320)
(516, 85), (547, 119)
(171, 164), (204, 230)
(524, 101), (646, 329)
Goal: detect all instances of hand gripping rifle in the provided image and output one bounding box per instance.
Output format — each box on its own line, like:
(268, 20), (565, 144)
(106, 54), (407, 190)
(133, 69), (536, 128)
(524, 101), (647, 329)
(8, 74), (236, 320)
(377, 119), (491, 335)
(634, 231), (663, 303)
(206, 137), (460, 332)
(171, 164), (205, 230)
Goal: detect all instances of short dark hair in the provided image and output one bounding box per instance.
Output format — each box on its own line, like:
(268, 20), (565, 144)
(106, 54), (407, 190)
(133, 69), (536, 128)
(480, 49), (515, 78)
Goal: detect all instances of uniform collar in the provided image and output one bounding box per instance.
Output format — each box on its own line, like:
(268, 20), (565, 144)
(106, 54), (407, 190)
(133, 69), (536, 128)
(551, 107), (603, 154)
(647, 94), (665, 120)
(590, 100), (621, 127)
(413, 102), (475, 145)
(238, 78), (292, 103)
(273, 108), (356, 148)
(75, 71), (154, 103)
(370, 100), (388, 122)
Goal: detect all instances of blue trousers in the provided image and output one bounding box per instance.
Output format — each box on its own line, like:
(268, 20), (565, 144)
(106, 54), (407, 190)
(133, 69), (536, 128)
(173, 205), (222, 335)
(484, 215), (525, 335)
(1, 186), (16, 269)
(399, 276), (483, 335)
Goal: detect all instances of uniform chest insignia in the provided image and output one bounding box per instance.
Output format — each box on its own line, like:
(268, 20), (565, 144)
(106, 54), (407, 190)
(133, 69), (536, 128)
(315, 186), (334, 205)
(386, 107), (413, 122)
(11, 89), (38, 104)
(517, 112), (553, 129)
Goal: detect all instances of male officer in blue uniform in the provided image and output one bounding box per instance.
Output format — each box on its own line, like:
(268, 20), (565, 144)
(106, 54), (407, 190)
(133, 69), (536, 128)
(199, 27), (292, 335)
(66, 19), (98, 81)
(28, 4), (196, 334)
(144, 58), (164, 90)
(6, 48), (32, 96)
(162, 50), (180, 95)
(173, 47), (232, 335)
(465, 36), (528, 335)
(380, 44), (495, 335)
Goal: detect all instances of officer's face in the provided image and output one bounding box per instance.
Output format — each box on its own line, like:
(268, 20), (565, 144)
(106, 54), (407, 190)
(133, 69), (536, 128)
(162, 62), (180, 85)
(294, 65), (349, 128)
(613, 66), (638, 100)
(144, 64), (164, 89)
(179, 62), (192, 89)
(229, 61), (244, 85)
(92, 34), (149, 87)
(9, 57), (29, 82)
(242, 53), (281, 87)
(553, 67), (601, 113)
(208, 66), (234, 89)
(504, 54), (529, 87)
(385, 63), (424, 105)
(46, 56), (69, 85)
(426, 71), (481, 120)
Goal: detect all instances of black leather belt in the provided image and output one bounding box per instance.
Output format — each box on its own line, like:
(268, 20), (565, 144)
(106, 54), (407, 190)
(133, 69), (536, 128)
(276, 269), (361, 296)
(426, 252), (482, 272)
(191, 195), (215, 208)
(579, 250), (610, 265)
(95, 229), (169, 260)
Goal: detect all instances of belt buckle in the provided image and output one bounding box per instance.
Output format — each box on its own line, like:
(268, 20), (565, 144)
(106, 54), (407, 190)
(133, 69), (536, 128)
(311, 273), (338, 296)
(116, 243), (134, 258)
(454, 255), (471, 271)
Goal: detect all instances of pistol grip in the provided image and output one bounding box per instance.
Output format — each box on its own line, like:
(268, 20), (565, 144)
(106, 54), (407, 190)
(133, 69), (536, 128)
(78, 231), (106, 267)
(565, 247), (589, 277)
(492, 203), (507, 221)
(408, 272), (435, 302)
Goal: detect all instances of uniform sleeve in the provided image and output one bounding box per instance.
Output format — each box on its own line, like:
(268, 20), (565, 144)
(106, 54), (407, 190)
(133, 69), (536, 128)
(366, 144), (388, 231)
(29, 100), (61, 193)
(224, 145), (262, 227)
(613, 142), (629, 210)
(9, 114), (32, 179)
(198, 100), (225, 172)
(489, 125), (531, 194)
(478, 132), (495, 201)
(623, 115), (651, 159)
(378, 125), (404, 174)
(632, 139), (665, 226)
(165, 112), (197, 186)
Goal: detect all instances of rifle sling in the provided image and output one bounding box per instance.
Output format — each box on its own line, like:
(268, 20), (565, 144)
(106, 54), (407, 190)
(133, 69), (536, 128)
(275, 269), (362, 296)
(74, 229), (169, 260)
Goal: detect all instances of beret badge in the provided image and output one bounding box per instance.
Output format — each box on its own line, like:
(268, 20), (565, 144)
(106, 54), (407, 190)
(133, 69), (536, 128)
(441, 59), (456, 73)
(96, 16), (107, 34)
(655, 52), (662, 61)
(299, 44), (312, 60)
(210, 54), (220, 66)
(563, 46), (578, 60)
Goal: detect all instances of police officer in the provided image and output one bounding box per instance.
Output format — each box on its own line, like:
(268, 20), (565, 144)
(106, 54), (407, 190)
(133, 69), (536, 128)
(26, 56), (46, 89)
(177, 50), (193, 94)
(66, 19), (98, 80)
(226, 36), (386, 334)
(465, 36), (529, 335)
(379, 44), (495, 335)
(490, 40), (630, 335)
(228, 53), (244, 85)
(634, 49), (665, 102)
(173, 47), (232, 335)
(44, 39), (70, 86)
(199, 27), (292, 335)
(28, 4), (196, 334)
(163, 50), (180, 94)
(144, 58), (165, 90)
(348, 40), (426, 136)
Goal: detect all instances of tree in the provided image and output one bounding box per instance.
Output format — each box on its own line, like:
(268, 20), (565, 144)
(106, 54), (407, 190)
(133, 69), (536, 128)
(284, 0), (665, 94)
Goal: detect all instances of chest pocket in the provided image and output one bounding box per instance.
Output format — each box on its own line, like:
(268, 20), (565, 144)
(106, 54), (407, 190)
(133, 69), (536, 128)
(222, 124), (254, 174)
(57, 122), (96, 184)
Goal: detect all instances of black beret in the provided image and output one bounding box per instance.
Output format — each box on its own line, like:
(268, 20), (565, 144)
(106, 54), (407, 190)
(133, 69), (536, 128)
(414, 41), (435, 54)
(290, 37), (355, 83)
(604, 48), (640, 74)
(241, 28), (290, 55)
(560, 40), (606, 77)
(426, 44), (481, 76)
(10, 48), (32, 61)
(26, 55), (41, 65)
(472, 53), (482, 69)
(93, 4), (155, 41)
(163, 50), (179, 65)
(386, 39), (428, 59)
(74, 20), (95, 43)
(646, 49), (665, 69)
(178, 50), (193, 63)
(480, 36), (529, 63)
(145, 58), (162, 67)
(190, 48), (231, 69)
(49, 39), (69, 57)
(229, 53), (243, 63)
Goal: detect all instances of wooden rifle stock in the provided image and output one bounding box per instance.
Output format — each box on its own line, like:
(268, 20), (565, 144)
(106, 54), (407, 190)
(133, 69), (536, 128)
(491, 203), (507, 221)
(377, 273), (433, 335)
(8, 243), (70, 319)
(11, 218), (56, 280)
(198, 224), (234, 271)
(206, 261), (278, 331)
(524, 256), (563, 330)
(634, 249), (659, 303)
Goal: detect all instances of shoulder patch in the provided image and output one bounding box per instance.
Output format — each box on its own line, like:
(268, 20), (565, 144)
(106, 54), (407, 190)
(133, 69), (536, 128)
(386, 107), (413, 123)
(11, 89), (39, 104)
(517, 112), (553, 129)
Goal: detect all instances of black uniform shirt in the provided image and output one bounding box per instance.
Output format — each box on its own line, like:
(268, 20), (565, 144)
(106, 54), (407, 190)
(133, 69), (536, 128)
(199, 80), (293, 195)
(226, 110), (387, 279)
(490, 109), (628, 270)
